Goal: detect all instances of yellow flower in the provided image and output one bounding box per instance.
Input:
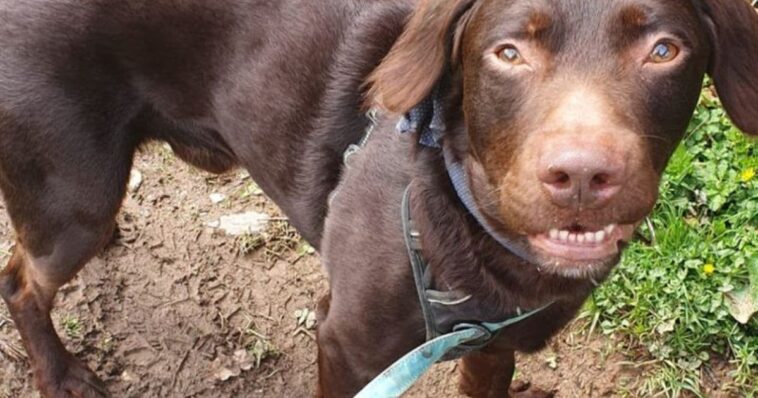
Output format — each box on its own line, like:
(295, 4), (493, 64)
(741, 168), (755, 183)
(703, 263), (715, 275)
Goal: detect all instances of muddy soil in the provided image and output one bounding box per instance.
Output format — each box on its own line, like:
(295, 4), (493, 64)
(0, 146), (734, 397)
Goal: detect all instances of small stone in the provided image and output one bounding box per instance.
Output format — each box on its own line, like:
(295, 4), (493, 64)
(128, 170), (143, 193)
(545, 355), (559, 370)
(207, 212), (269, 236)
(305, 311), (317, 330)
(121, 370), (140, 383)
(214, 366), (241, 382)
(234, 349), (256, 371)
(725, 288), (757, 324)
(209, 193), (226, 204)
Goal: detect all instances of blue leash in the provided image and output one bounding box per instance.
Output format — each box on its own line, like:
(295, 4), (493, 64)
(355, 304), (552, 398)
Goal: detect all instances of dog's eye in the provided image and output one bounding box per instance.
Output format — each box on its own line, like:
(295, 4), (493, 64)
(498, 45), (524, 65)
(649, 42), (679, 63)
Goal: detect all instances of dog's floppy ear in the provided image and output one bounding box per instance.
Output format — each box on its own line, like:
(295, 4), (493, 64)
(366, 0), (479, 114)
(702, 0), (758, 136)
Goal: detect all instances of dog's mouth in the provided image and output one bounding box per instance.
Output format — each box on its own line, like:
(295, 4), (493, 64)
(527, 223), (637, 263)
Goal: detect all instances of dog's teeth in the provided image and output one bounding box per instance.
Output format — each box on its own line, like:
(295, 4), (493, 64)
(585, 232), (596, 243)
(595, 230), (606, 242)
(550, 228), (612, 244)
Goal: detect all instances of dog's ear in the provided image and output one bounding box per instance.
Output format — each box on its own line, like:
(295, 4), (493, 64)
(702, 0), (758, 136)
(366, 0), (479, 113)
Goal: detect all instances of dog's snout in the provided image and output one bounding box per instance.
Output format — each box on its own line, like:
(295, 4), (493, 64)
(538, 145), (625, 209)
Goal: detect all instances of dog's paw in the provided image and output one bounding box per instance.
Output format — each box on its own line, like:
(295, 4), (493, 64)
(509, 380), (555, 398)
(37, 357), (109, 398)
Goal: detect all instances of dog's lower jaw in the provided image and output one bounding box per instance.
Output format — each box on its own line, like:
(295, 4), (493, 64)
(527, 243), (626, 281)
(484, 234), (624, 280)
(535, 255), (621, 281)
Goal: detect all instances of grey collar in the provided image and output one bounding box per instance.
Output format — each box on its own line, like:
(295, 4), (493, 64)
(397, 91), (535, 264)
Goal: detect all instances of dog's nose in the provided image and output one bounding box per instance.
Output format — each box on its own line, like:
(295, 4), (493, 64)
(538, 147), (624, 209)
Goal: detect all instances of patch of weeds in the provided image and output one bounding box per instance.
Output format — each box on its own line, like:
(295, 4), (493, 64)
(588, 85), (758, 397)
(96, 333), (115, 354)
(0, 242), (12, 267)
(296, 241), (316, 257)
(236, 221), (300, 261)
(236, 233), (266, 256)
(244, 326), (280, 368)
(238, 182), (264, 200)
(264, 221), (301, 259)
(60, 315), (83, 339)
(154, 143), (176, 166)
(0, 384), (12, 398)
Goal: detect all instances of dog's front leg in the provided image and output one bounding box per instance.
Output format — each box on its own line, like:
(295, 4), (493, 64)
(315, 300), (422, 397)
(459, 349), (554, 398)
(315, 321), (369, 398)
(459, 349), (516, 398)
(1, 243), (110, 398)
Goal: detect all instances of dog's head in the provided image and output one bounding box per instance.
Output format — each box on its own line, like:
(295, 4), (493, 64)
(369, 0), (758, 278)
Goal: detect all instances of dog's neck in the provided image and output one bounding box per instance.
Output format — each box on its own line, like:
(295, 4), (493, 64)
(397, 87), (538, 264)
(409, 147), (596, 319)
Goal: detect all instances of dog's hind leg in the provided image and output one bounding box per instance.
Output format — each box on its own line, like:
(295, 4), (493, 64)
(0, 109), (139, 397)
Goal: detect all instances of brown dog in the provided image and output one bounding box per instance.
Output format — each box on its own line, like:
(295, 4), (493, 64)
(0, 0), (756, 397)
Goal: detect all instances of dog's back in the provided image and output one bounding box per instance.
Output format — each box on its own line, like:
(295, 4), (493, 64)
(0, 1), (411, 396)
(0, 0), (410, 237)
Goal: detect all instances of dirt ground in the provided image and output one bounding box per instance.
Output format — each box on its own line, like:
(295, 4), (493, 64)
(0, 145), (736, 397)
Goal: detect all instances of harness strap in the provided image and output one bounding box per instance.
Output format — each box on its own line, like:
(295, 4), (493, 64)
(400, 185), (439, 341)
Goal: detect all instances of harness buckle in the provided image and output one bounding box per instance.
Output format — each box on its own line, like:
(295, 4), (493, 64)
(435, 323), (496, 361)
(451, 323), (493, 347)
(343, 108), (380, 166)
(342, 144), (362, 165)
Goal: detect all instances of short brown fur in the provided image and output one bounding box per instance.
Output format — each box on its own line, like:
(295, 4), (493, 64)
(1, 1), (757, 397)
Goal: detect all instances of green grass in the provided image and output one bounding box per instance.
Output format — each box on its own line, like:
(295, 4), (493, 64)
(60, 315), (83, 339)
(588, 86), (758, 397)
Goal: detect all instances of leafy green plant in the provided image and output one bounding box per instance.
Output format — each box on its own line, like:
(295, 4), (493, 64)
(589, 86), (758, 397)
